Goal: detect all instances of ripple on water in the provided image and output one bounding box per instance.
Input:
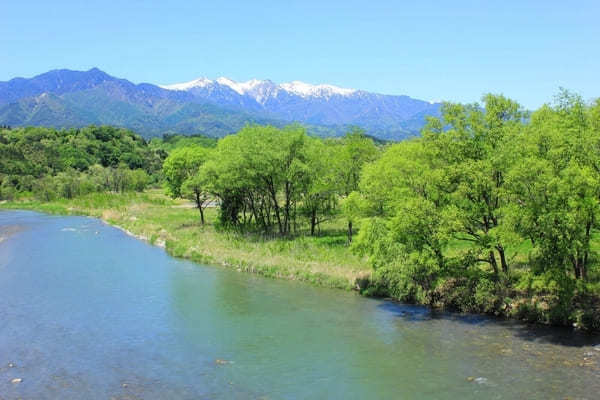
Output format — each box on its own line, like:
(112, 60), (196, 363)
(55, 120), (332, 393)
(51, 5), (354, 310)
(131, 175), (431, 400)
(1, 210), (600, 400)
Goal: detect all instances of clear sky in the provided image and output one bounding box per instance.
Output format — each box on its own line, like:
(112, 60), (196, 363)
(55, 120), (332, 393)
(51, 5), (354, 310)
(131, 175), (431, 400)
(1, 0), (598, 108)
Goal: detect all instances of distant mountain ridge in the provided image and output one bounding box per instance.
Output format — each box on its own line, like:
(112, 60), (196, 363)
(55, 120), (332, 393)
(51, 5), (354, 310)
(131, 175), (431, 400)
(0, 68), (441, 140)
(160, 76), (441, 137)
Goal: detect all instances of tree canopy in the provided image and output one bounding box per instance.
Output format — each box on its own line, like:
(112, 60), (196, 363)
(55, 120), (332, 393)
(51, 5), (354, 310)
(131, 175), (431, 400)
(0, 125), (163, 200)
(351, 92), (600, 328)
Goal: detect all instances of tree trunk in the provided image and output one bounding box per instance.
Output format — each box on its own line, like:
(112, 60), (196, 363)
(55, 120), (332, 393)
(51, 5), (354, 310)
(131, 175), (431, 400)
(199, 206), (205, 225)
(347, 220), (353, 244)
(195, 191), (205, 225)
(283, 182), (291, 236)
(582, 220), (592, 280)
(489, 251), (499, 277)
(497, 245), (508, 274)
(574, 256), (587, 280)
(573, 259), (581, 279)
(310, 208), (317, 236)
(269, 185), (283, 235)
(293, 202), (297, 235)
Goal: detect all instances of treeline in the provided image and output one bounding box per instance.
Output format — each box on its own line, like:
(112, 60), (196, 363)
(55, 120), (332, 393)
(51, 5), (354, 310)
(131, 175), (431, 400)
(163, 91), (600, 329)
(3, 91), (600, 330)
(352, 90), (600, 329)
(149, 133), (218, 153)
(162, 125), (378, 234)
(0, 126), (164, 200)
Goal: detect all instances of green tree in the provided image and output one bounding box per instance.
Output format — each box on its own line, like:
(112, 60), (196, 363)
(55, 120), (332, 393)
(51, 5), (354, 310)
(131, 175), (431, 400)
(300, 139), (339, 235)
(334, 128), (379, 242)
(163, 146), (211, 198)
(206, 124), (310, 235)
(505, 90), (600, 281)
(182, 172), (211, 225)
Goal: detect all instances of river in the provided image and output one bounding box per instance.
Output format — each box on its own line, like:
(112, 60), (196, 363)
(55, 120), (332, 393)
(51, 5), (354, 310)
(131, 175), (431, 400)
(1, 210), (599, 399)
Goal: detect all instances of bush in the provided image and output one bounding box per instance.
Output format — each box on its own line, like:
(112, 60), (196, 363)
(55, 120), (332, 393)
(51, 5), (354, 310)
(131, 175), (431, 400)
(0, 178), (17, 201)
(473, 277), (505, 314)
(33, 176), (58, 201)
(129, 169), (149, 192)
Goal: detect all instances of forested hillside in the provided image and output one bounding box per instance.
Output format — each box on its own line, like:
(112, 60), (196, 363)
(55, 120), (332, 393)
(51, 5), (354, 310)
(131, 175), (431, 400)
(0, 68), (440, 140)
(0, 126), (164, 199)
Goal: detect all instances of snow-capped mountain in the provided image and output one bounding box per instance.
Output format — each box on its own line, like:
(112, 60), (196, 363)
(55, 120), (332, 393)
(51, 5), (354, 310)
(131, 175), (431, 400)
(280, 81), (356, 98)
(160, 76), (441, 138)
(161, 78), (357, 101)
(0, 68), (441, 140)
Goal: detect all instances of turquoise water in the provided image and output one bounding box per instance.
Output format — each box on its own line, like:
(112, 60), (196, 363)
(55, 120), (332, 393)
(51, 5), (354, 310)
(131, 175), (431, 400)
(1, 210), (599, 399)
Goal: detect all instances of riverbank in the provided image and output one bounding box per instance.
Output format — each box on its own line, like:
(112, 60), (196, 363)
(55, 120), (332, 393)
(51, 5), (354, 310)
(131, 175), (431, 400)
(0, 190), (370, 290)
(2, 190), (600, 332)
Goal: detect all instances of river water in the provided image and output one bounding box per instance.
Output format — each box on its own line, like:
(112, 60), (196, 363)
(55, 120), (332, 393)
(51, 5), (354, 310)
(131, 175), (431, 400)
(1, 210), (599, 399)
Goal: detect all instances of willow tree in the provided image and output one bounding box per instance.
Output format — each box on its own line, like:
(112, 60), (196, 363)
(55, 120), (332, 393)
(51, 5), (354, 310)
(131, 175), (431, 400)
(504, 90), (600, 281)
(163, 146), (212, 223)
(420, 94), (524, 276)
(300, 139), (339, 235)
(204, 124), (311, 235)
(334, 128), (379, 242)
(353, 94), (525, 283)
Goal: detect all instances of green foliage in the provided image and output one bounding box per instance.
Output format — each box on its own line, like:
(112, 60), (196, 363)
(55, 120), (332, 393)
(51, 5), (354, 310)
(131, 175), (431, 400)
(334, 128), (380, 196)
(188, 124), (381, 237)
(162, 146), (211, 198)
(350, 92), (600, 330)
(4, 92), (600, 331)
(148, 133), (217, 153)
(0, 125), (162, 200)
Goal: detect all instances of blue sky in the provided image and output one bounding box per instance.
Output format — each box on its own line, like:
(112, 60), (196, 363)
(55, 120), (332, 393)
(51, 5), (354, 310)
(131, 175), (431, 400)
(1, 1), (598, 108)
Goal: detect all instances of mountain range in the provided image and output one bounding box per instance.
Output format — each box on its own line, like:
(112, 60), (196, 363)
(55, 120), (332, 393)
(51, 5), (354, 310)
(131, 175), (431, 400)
(0, 68), (441, 140)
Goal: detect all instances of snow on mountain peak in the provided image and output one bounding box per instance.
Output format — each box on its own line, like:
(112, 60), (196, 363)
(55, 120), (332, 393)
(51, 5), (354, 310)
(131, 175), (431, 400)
(279, 81), (356, 98)
(160, 76), (357, 102)
(215, 77), (275, 97)
(159, 77), (213, 91)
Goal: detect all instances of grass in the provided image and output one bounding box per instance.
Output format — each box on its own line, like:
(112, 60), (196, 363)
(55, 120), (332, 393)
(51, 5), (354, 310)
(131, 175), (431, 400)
(0, 190), (371, 290)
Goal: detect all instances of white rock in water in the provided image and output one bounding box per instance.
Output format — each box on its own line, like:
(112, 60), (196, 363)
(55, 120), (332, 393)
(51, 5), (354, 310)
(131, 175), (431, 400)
(474, 377), (488, 385)
(11, 378), (22, 384)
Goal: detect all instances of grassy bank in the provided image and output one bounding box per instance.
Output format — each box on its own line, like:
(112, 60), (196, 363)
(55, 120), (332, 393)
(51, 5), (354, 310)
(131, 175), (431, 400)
(0, 190), (370, 290)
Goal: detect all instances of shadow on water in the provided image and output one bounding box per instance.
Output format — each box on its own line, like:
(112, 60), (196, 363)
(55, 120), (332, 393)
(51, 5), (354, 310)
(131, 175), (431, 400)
(506, 323), (600, 347)
(377, 301), (490, 324)
(376, 300), (600, 347)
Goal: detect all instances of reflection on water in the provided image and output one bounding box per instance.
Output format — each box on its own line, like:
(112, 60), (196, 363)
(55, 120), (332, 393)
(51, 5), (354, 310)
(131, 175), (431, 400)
(1, 210), (599, 399)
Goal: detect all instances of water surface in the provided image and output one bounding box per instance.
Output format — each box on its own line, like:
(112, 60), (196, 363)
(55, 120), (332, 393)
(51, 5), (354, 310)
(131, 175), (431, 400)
(1, 210), (599, 399)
